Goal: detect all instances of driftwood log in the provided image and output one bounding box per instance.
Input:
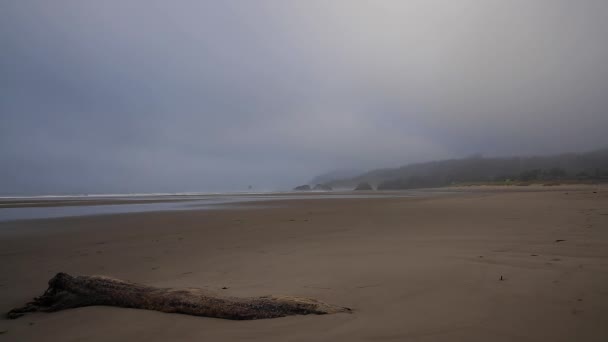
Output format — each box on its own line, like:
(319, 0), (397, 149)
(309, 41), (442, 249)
(8, 273), (350, 320)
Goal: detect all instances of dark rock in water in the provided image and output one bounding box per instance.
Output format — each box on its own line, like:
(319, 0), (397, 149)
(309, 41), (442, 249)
(293, 185), (311, 191)
(354, 182), (373, 191)
(313, 184), (333, 191)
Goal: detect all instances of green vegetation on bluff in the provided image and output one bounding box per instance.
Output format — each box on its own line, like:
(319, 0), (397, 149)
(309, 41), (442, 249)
(324, 149), (608, 190)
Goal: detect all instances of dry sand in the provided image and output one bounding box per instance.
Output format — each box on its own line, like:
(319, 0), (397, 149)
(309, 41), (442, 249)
(0, 186), (607, 341)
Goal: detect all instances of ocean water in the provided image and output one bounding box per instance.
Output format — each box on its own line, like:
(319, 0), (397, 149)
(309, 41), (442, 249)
(0, 191), (447, 222)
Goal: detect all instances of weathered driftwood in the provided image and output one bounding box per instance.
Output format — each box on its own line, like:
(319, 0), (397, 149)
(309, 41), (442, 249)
(8, 273), (350, 320)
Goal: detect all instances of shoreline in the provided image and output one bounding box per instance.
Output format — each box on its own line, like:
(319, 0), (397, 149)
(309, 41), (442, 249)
(0, 190), (459, 222)
(0, 185), (602, 223)
(0, 184), (601, 209)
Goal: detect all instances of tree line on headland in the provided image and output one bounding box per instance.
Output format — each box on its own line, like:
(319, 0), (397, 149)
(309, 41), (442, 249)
(298, 149), (608, 191)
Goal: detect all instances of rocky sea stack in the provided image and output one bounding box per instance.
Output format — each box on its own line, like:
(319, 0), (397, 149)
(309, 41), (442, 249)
(354, 182), (373, 191)
(313, 184), (333, 191)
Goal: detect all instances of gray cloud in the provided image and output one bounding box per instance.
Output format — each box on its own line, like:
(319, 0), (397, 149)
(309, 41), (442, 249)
(1, 0), (607, 194)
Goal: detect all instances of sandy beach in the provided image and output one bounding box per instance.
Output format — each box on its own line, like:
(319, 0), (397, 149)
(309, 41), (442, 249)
(0, 186), (607, 341)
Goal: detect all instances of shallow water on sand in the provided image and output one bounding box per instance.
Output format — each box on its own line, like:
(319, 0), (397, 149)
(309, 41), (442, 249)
(0, 191), (449, 222)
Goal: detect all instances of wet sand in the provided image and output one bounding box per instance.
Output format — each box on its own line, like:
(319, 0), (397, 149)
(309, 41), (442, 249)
(0, 186), (607, 341)
(0, 190), (441, 209)
(0, 198), (200, 209)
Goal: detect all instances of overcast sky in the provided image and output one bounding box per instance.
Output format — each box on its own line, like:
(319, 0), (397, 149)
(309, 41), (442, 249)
(1, 1), (607, 194)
